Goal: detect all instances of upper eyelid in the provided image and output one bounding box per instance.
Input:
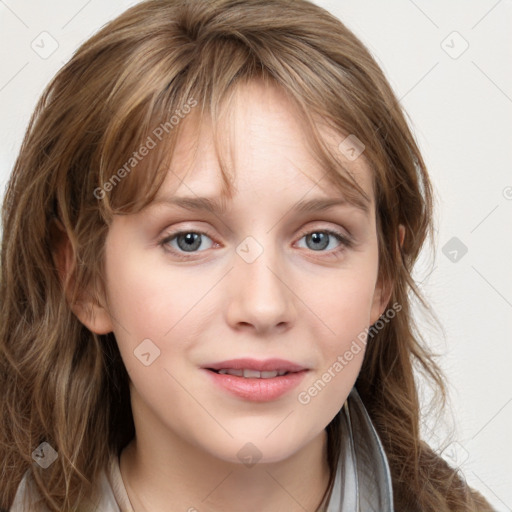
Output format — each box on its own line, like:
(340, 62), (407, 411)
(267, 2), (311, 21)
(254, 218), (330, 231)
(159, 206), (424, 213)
(161, 222), (349, 238)
(160, 224), (351, 249)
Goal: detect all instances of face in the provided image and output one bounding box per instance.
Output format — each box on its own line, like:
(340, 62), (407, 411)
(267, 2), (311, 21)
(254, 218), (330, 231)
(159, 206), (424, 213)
(88, 80), (389, 465)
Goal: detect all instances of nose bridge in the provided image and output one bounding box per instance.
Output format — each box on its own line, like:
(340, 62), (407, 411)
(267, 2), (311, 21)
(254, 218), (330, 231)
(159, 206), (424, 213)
(227, 232), (294, 330)
(237, 233), (285, 299)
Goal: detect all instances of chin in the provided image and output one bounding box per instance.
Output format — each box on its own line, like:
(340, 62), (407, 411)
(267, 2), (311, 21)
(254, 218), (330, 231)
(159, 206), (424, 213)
(200, 431), (314, 467)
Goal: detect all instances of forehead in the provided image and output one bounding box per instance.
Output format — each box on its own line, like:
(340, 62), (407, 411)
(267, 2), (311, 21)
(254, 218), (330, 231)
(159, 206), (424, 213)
(152, 79), (374, 214)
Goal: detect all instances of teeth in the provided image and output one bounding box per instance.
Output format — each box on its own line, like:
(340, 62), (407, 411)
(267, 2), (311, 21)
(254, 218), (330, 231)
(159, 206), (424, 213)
(244, 369), (262, 378)
(260, 371), (278, 378)
(216, 369), (288, 378)
(218, 369), (243, 376)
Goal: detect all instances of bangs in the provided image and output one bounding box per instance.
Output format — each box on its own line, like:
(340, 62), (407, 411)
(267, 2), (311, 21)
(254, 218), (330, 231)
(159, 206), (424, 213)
(94, 37), (373, 222)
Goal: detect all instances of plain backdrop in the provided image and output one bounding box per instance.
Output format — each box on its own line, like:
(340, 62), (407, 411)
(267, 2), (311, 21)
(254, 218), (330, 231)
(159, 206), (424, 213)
(0, 1), (511, 510)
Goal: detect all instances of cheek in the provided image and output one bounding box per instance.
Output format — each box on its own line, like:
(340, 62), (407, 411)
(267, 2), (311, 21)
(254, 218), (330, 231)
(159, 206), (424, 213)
(104, 258), (205, 431)
(310, 261), (378, 350)
(296, 310), (370, 430)
(103, 249), (220, 393)
(294, 262), (378, 415)
(104, 246), (214, 339)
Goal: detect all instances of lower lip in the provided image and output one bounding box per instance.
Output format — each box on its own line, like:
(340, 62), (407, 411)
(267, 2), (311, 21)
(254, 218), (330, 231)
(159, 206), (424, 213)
(204, 369), (308, 402)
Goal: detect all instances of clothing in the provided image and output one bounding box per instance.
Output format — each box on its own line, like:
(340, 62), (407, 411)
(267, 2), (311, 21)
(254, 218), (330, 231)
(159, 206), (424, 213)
(10, 387), (394, 511)
(325, 387), (394, 511)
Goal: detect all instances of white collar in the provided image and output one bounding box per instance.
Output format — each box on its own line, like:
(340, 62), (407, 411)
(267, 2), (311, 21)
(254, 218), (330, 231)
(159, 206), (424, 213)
(325, 387), (394, 512)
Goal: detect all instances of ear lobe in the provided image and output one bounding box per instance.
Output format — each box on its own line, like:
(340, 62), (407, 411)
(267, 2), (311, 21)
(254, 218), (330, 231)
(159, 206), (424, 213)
(398, 224), (405, 250)
(50, 217), (113, 335)
(73, 290), (114, 335)
(369, 276), (393, 326)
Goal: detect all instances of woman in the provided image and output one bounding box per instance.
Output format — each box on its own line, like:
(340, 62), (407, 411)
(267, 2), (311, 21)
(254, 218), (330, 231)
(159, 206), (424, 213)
(0, 0), (496, 510)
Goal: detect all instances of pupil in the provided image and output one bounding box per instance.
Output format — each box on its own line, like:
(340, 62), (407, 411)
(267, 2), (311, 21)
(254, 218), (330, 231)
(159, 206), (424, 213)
(179, 233), (201, 252)
(308, 232), (328, 250)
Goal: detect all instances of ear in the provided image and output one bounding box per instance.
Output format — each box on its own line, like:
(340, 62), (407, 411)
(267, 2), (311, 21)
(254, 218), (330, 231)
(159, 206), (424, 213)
(50, 217), (113, 334)
(369, 224), (405, 324)
(398, 223), (405, 250)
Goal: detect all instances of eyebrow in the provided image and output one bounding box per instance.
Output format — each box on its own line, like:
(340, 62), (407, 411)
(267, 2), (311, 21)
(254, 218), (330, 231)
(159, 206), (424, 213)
(151, 194), (370, 216)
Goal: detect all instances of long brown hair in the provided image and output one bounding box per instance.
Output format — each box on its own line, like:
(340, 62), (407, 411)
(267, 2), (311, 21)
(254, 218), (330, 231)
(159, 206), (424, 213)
(0, 0), (494, 510)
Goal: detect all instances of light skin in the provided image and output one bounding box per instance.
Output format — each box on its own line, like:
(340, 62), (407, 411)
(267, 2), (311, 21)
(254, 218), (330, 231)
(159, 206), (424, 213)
(58, 79), (404, 512)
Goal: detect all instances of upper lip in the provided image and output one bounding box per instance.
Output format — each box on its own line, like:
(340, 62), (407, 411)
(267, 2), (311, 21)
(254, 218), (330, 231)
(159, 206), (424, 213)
(203, 358), (307, 373)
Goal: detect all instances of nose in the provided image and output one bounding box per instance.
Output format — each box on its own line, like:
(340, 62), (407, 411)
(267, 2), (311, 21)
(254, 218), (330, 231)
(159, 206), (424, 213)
(224, 240), (296, 335)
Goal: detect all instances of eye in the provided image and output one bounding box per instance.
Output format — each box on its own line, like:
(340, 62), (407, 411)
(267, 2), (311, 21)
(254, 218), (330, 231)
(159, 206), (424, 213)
(159, 230), (216, 259)
(295, 228), (353, 256)
(158, 227), (353, 261)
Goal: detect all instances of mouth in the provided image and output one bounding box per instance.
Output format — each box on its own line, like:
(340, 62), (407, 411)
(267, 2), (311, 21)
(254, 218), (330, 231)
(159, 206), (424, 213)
(202, 358), (308, 401)
(207, 368), (291, 378)
(203, 357), (307, 374)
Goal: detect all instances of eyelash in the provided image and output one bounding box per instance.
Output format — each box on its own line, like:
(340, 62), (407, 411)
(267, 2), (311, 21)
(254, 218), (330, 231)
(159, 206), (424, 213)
(158, 227), (353, 261)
